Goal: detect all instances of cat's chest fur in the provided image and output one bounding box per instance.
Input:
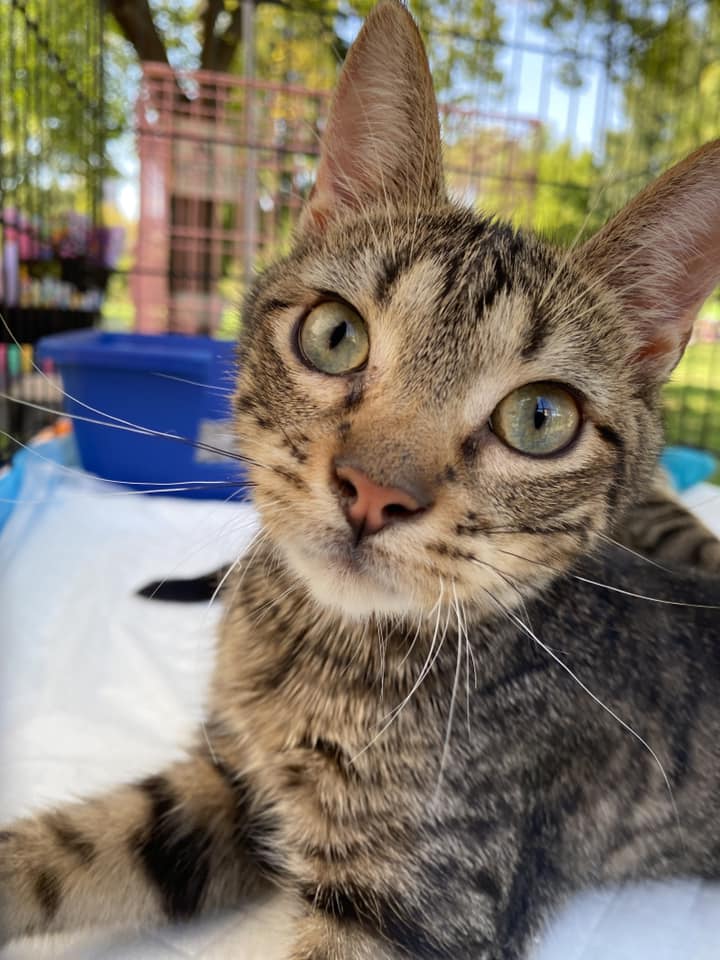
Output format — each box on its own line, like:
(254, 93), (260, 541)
(206, 546), (683, 903)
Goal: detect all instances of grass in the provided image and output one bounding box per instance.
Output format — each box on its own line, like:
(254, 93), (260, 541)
(664, 341), (720, 482)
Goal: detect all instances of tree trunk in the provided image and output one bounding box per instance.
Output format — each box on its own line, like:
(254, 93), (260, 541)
(106, 0), (171, 64)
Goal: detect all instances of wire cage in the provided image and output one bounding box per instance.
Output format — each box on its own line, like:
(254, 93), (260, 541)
(0, 0), (106, 460)
(127, 0), (720, 459)
(132, 65), (542, 337)
(2, 0), (720, 465)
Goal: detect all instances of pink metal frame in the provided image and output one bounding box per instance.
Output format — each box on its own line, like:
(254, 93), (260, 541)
(133, 64), (541, 335)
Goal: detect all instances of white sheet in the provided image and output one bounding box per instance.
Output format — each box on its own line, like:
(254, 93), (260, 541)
(2, 459), (720, 959)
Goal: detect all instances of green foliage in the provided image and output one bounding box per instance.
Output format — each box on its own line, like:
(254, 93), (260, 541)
(1, 0), (106, 219)
(533, 0), (720, 218)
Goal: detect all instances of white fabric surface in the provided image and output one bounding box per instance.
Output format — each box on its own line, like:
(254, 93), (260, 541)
(2, 459), (720, 959)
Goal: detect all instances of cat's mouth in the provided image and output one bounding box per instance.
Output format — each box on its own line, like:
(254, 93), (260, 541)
(280, 527), (417, 619)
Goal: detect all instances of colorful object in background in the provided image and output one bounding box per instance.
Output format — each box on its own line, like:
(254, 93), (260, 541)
(0, 420), (76, 534)
(2, 208), (125, 312)
(36, 330), (250, 500)
(661, 446), (717, 492)
(0, 340), (65, 463)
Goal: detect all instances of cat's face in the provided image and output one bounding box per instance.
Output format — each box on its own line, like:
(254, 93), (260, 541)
(236, 210), (657, 620)
(235, 1), (720, 622)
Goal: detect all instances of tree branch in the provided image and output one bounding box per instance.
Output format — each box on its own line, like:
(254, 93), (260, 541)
(199, 0), (226, 71)
(106, 0), (171, 64)
(206, 4), (245, 74)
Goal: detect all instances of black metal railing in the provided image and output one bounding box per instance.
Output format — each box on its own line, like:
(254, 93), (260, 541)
(0, 0), (105, 462)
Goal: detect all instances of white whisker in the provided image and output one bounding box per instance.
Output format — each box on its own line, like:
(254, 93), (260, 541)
(433, 582), (464, 803)
(479, 583), (683, 845)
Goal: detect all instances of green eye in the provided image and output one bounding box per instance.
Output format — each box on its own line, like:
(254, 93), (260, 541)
(298, 301), (369, 375)
(491, 382), (581, 456)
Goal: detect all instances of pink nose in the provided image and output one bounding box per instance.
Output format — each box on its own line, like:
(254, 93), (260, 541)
(333, 463), (428, 539)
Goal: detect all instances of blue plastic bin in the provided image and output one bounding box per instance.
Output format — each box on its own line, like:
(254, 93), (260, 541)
(36, 331), (249, 500)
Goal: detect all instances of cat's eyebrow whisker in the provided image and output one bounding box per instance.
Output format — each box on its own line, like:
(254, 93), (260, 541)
(479, 582), (683, 846)
(536, 175), (611, 311)
(547, 243), (660, 331)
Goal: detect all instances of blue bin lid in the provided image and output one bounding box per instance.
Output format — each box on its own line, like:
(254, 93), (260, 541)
(36, 330), (236, 377)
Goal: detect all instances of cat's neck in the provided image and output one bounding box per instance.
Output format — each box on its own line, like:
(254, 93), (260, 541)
(227, 540), (432, 678)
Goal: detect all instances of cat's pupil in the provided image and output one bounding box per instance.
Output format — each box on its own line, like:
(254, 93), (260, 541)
(329, 321), (348, 350)
(534, 398), (552, 431)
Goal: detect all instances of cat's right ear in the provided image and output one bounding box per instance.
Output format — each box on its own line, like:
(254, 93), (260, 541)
(577, 139), (720, 382)
(299, 0), (445, 235)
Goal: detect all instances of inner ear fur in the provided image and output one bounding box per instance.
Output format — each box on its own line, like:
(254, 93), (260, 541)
(300, 0), (445, 234)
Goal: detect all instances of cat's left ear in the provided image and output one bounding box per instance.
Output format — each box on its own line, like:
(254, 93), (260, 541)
(578, 139), (720, 381)
(299, 0), (445, 235)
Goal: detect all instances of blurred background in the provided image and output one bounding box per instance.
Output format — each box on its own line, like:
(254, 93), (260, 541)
(1, 0), (719, 483)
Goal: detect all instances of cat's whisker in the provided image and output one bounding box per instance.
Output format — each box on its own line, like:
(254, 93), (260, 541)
(459, 595), (478, 742)
(150, 372), (235, 395)
(468, 554), (535, 625)
(133, 490), (265, 607)
(1, 392), (266, 470)
(353, 577), (447, 763)
(596, 531), (677, 574)
(572, 573), (720, 610)
(250, 581), (298, 625)
(206, 550), (247, 610)
(494, 545), (720, 610)
(479, 582), (684, 846)
(225, 528), (275, 609)
(1, 433), (261, 507)
(0, 426), (251, 490)
(376, 616), (388, 705)
(432, 580), (464, 804)
(0, 482), (253, 504)
(397, 608), (427, 670)
(0, 310), (241, 452)
(462, 601), (472, 738)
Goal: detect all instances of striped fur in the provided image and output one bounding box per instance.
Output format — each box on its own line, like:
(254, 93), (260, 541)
(2, 3), (720, 957)
(619, 469), (720, 572)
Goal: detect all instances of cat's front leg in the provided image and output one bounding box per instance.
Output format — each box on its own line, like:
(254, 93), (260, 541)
(287, 896), (513, 960)
(0, 748), (270, 945)
(288, 911), (404, 960)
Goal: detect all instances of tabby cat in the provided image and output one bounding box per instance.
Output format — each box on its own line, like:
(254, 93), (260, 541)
(2, 3), (720, 958)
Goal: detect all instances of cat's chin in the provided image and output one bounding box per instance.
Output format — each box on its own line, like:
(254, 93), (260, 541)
(280, 539), (418, 621)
